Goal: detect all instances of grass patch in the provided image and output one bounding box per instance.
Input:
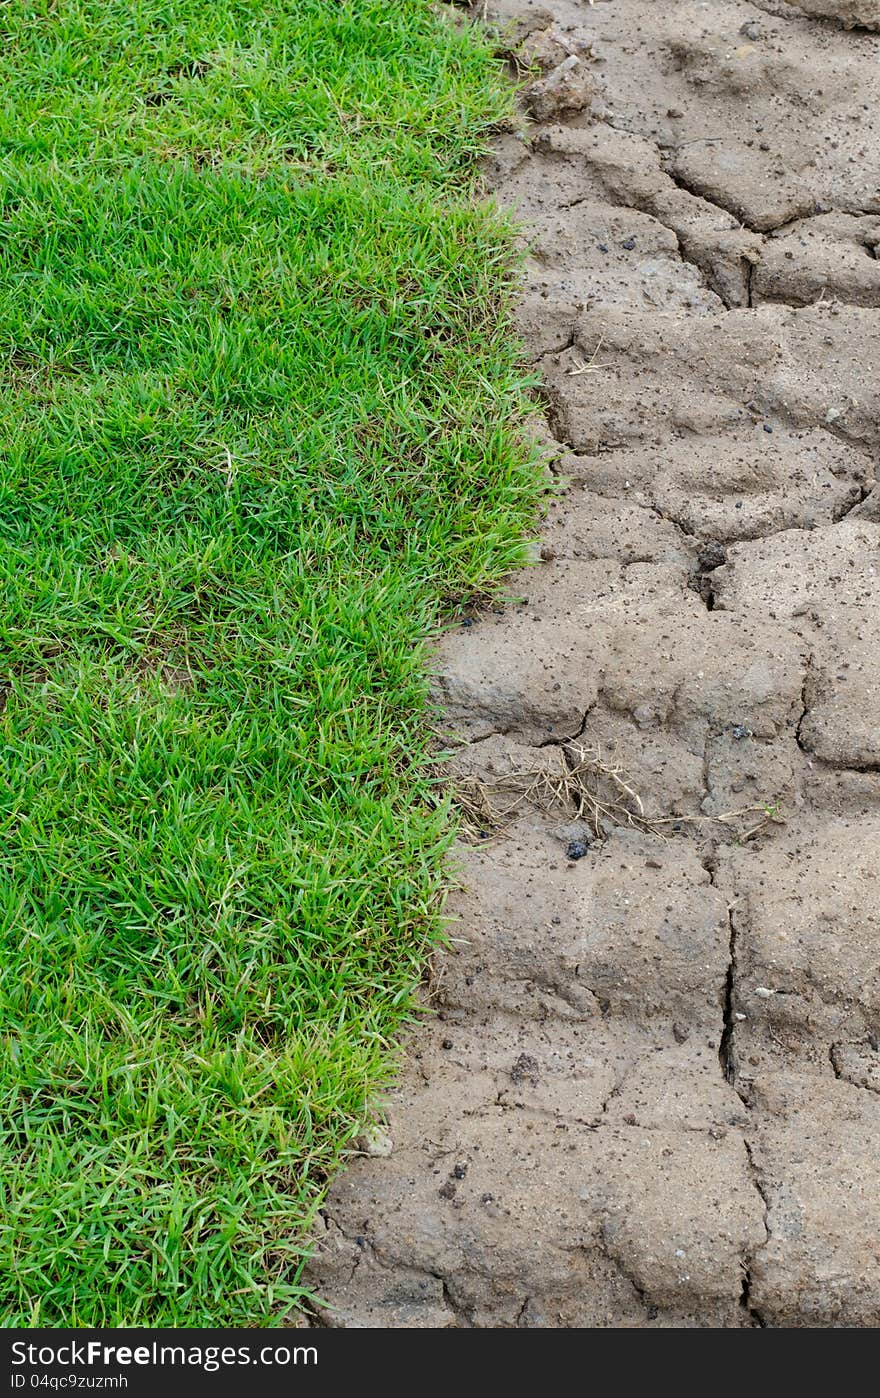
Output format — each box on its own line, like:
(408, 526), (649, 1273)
(0, 0), (540, 1325)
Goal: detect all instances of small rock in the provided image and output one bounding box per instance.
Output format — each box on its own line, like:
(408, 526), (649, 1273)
(525, 55), (595, 122)
(566, 838), (589, 860)
(519, 27), (569, 75)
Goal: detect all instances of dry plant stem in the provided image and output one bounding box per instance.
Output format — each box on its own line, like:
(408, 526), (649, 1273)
(455, 742), (784, 844)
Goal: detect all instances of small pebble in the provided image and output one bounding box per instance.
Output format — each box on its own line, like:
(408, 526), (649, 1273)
(566, 839), (589, 860)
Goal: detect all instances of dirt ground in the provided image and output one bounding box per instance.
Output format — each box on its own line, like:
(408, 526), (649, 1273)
(306, 0), (880, 1327)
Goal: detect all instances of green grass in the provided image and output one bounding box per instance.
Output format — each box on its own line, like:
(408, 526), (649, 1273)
(0, 0), (540, 1326)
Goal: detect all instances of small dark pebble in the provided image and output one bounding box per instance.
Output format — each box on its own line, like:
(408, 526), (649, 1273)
(763, 423), (773, 433)
(453, 1163), (467, 1180)
(355, 1236), (366, 1249)
(566, 838), (589, 860)
(462, 617), (473, 627)
(442, 1038), (454, 1050)
(731, 724), (753, 740)
(598, 242), (609, 252)
(481, 1193), (494, 1204)
(621, 236), (636, 250)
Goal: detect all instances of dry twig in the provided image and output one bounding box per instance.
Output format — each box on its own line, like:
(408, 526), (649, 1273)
(454, 741), (784, 845)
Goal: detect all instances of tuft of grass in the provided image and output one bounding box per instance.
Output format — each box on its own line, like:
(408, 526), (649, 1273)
(0, 0), (541, 1325)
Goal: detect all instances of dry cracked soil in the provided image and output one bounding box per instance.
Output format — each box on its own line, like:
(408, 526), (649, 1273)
(305, 0), (880, 1327)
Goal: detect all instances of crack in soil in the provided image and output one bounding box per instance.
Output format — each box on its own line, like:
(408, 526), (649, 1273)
(794, 656), (815, 755)
(660, 163), (773, 236)
(719, 902), (739, 1085)
(741, 1140), (770, 1328)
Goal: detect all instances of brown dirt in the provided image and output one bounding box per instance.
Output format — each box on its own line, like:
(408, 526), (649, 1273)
(305, 0), (880, 1327)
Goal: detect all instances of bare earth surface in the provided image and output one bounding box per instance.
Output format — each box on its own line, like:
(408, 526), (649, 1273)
(306, 0), (880, 1326)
